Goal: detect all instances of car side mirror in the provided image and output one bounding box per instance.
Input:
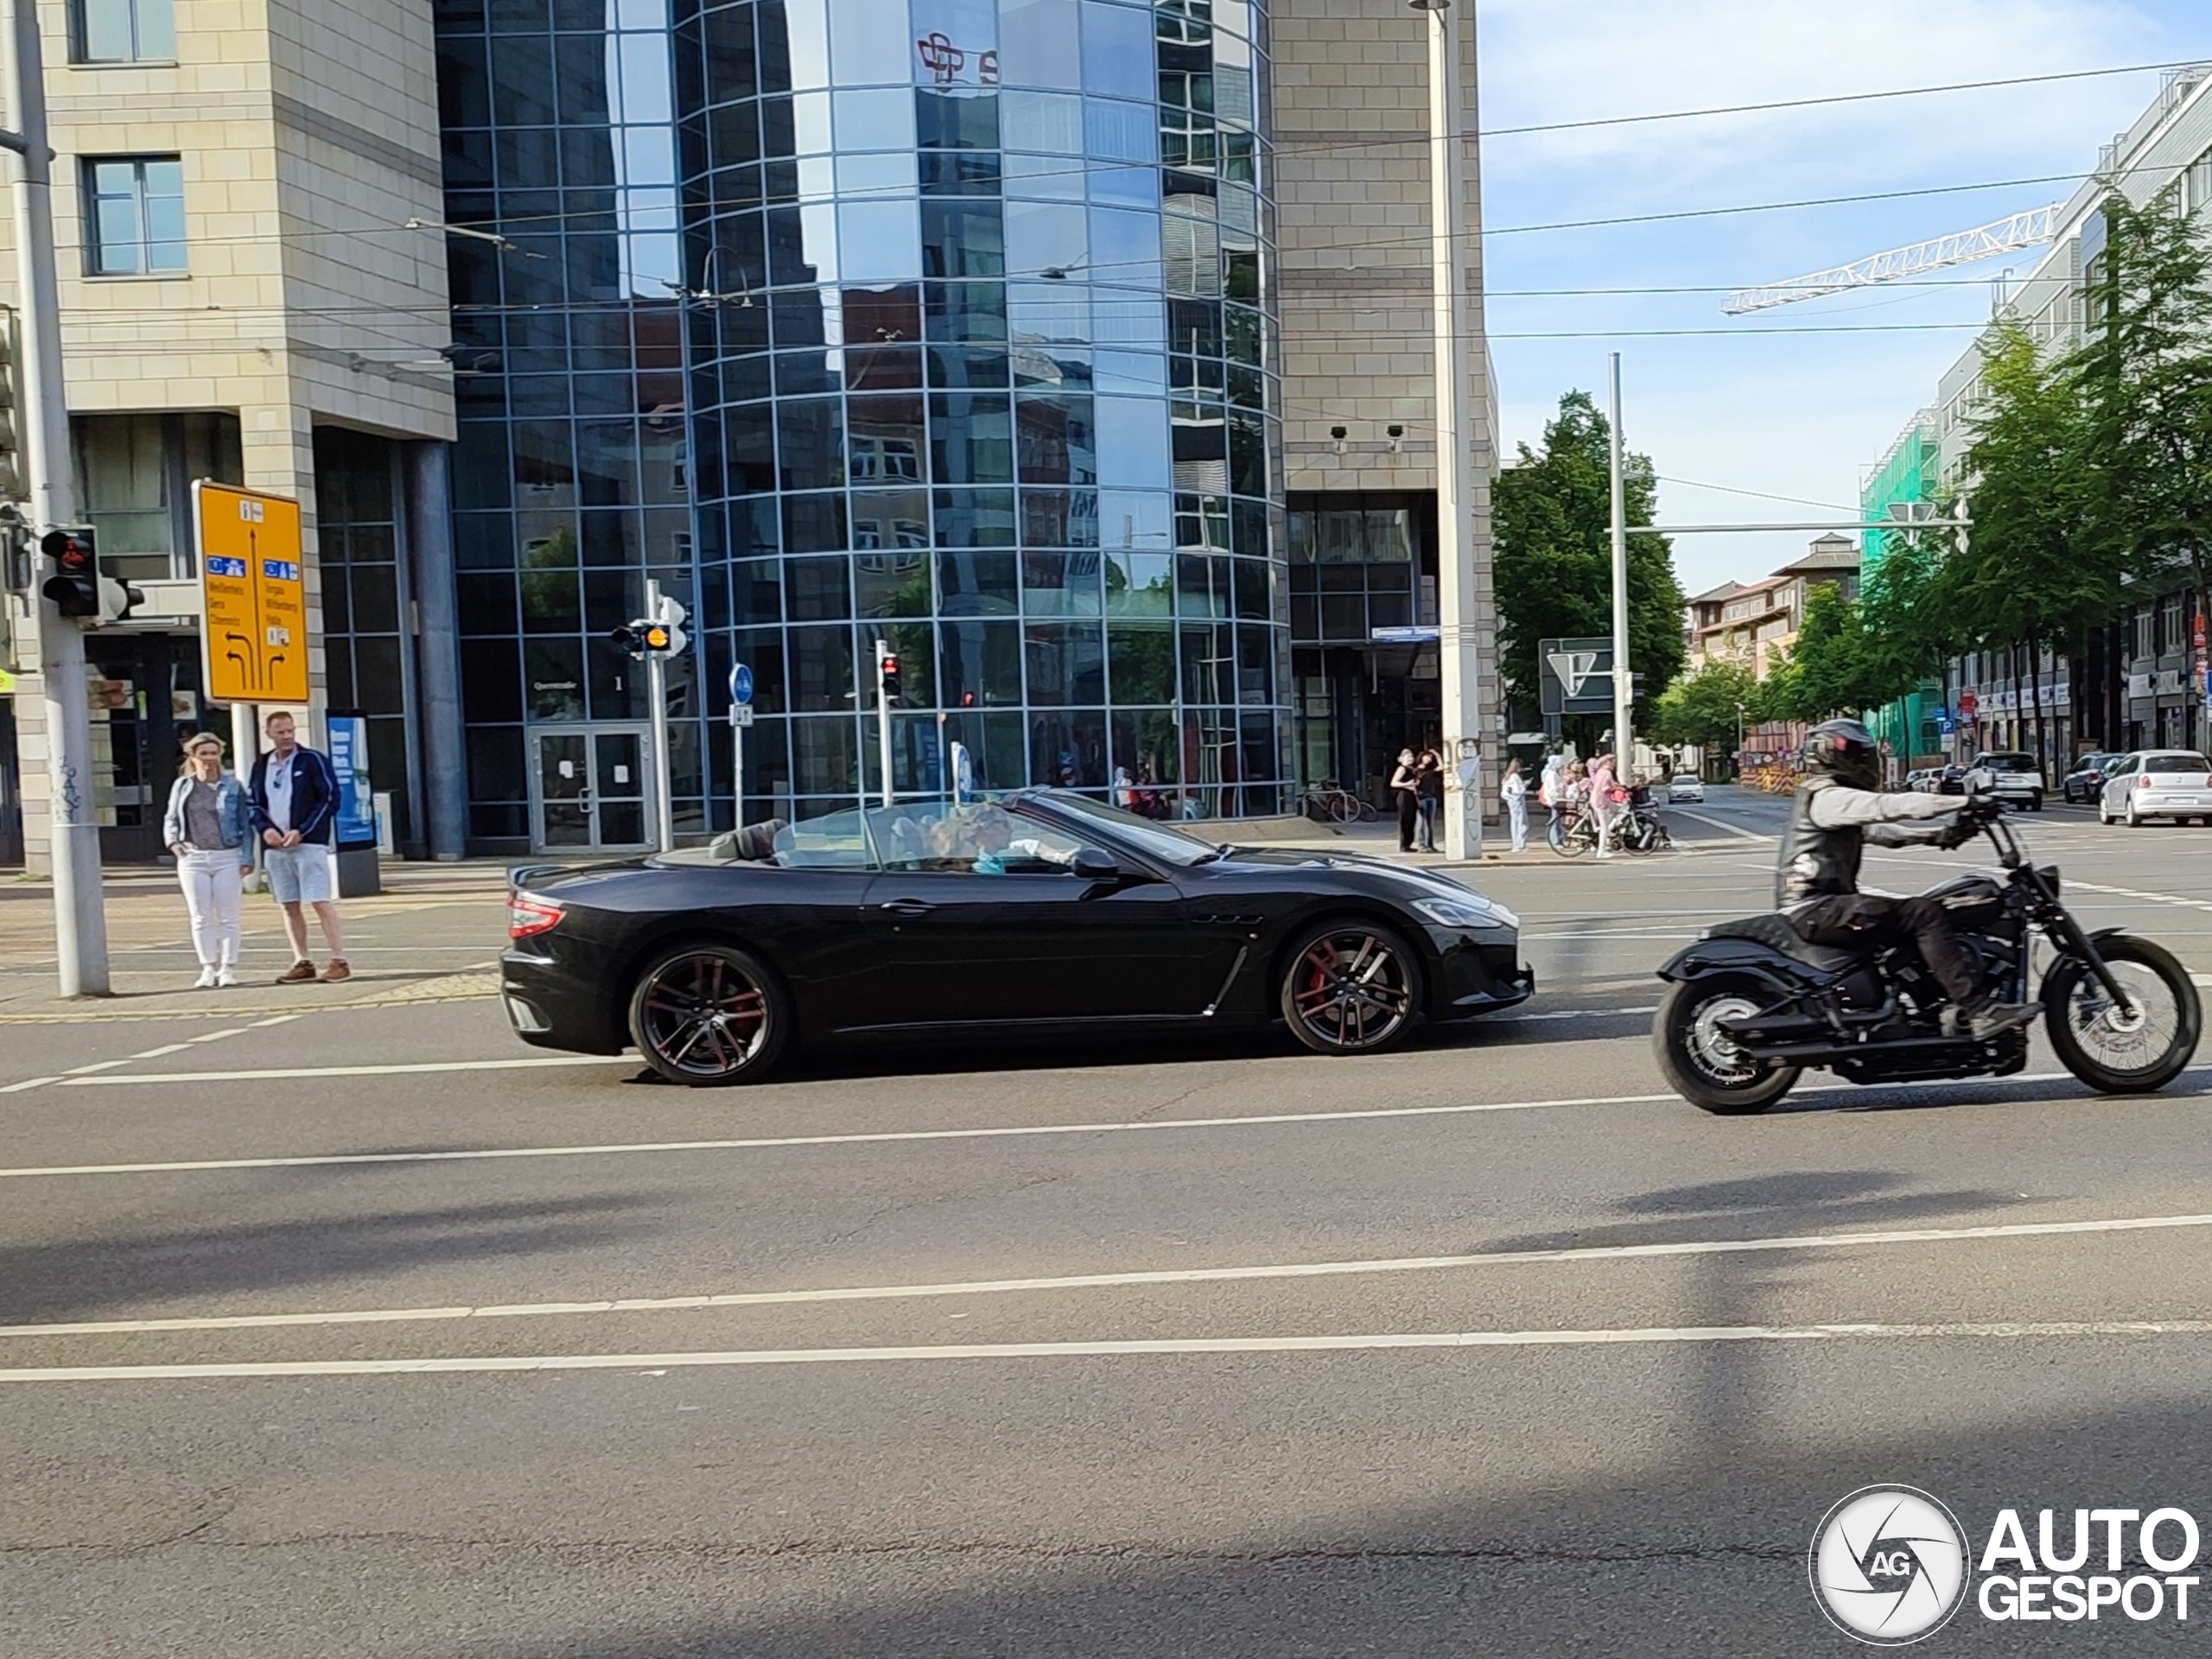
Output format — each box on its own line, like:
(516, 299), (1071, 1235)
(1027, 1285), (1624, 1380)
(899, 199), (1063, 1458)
(1069, 847), (1119, 880)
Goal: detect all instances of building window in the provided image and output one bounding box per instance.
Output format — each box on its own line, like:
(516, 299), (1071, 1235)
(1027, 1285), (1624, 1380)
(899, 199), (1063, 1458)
(75, 0), (174, 63)
(85, 157), (185, 274)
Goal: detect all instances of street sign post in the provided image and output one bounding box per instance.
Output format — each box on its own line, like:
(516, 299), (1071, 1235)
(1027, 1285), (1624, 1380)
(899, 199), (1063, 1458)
(1538, 635), (1623, 721)
(727, 660), (753, 828)
(194, 482), (307, 706)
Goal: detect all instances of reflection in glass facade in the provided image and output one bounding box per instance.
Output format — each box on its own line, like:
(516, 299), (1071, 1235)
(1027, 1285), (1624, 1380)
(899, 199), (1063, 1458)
(437, 0), (1287, 844)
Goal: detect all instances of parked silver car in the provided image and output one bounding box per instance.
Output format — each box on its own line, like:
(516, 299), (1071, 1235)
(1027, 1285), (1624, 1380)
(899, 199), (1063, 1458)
(1666, 773), (1704, 804)
(2099, 751), (2212, 825)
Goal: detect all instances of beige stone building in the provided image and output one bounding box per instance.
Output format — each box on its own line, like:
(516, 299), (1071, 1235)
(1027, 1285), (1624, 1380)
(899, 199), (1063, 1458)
(1269, 0), (1497, 802)
(0, 0), (462, 867)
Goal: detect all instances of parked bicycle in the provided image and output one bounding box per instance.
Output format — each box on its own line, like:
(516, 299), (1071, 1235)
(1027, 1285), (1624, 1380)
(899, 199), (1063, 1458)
(1299, 782), (1378, 824)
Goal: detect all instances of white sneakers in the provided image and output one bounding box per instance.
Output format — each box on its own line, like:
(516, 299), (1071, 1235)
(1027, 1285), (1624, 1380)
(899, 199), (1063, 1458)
(216, 967), (238, 988)
(194, 966), (218, 989)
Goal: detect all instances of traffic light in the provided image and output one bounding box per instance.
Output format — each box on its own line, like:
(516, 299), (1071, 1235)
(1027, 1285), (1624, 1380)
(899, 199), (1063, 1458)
(877, 642), (901, 703)
(41, 526), (97, 618)
(610, 596), (688, 658)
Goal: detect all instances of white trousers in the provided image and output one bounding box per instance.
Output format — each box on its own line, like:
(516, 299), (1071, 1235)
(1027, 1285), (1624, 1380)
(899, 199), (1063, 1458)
(1506, 795), (1528, 852)
(177, 849), (245, 968)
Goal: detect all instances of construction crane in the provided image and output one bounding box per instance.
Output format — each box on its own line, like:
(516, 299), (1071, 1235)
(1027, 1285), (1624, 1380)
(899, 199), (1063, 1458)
(1723, 201), (2065, 315)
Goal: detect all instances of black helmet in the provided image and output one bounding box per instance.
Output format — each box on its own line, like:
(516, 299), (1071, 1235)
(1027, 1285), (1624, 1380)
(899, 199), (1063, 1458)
(1802, 718), (1880, 790)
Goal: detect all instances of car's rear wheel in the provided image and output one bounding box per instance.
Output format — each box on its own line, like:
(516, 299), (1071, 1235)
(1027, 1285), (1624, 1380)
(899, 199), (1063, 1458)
(628, 942), (790, 1086)
(1280, 921), (1421, 1055)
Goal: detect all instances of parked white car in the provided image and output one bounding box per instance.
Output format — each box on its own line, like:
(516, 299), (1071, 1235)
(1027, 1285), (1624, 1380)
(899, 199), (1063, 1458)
(2099, 751), (2212, 825)
(1667, 773), (1704, 804)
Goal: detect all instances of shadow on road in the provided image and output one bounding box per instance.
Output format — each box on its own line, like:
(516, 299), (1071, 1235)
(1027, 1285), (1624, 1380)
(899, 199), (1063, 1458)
(0, 1192), (655, 1324)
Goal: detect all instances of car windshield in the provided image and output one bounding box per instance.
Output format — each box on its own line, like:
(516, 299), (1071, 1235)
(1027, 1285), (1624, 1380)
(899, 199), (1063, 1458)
(1027, 791), (1220, 867)
(2144, 754), (2212, 773)
(770, 809), (877, 869)
(1978, 753), (2035, 772)
(1671, 775), (1697, 785)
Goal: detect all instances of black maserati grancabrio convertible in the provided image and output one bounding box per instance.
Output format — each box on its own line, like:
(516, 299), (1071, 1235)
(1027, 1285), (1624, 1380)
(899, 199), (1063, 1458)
(501, 790), (1533, 1084)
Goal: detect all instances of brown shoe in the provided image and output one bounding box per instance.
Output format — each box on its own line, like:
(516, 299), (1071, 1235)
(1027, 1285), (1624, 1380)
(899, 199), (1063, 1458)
(320, 959), (352, 983)
(276, 960), (317, 984)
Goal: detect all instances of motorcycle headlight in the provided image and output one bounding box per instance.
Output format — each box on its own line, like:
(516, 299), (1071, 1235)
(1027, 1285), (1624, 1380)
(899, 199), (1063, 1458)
(1413, 895), (1510, 931)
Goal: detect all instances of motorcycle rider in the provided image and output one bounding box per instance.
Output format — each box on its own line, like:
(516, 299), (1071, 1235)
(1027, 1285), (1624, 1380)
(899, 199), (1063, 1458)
(1780, 718), (2037, 1039)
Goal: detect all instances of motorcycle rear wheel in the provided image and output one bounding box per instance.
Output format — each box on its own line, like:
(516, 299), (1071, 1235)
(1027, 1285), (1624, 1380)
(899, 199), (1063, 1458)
(1654, 976), (1802, 1115)
(2043, 935), (2201, 1094)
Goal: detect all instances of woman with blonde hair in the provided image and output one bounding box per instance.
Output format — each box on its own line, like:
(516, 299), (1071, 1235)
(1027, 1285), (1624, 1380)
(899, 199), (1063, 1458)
(162, 731), (254, 988)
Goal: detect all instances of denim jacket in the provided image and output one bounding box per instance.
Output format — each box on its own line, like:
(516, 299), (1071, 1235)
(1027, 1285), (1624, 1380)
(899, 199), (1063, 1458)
(162, 772), (253, 853)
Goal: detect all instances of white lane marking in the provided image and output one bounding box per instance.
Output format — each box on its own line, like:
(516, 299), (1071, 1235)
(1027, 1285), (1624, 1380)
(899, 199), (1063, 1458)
(5, 1064), (2206, 1184)
(188, 1027), (254, 1045)
(19, 1210), (2212, 1342)
(2069, 879), (2212, 914)
(58, 1056), (622, 1087)
(0, 1077), (60, 1095)
(60, 1059), (132, 1076)
(127, 1043), (194, 1060)
(10, 1320), (2212, 1384)
(1667, 807), (1777, 844)
(0, 1090), (1678, 1178)
(249, 1014), (300, 1028)
(1497, 1005), (1659, 1021)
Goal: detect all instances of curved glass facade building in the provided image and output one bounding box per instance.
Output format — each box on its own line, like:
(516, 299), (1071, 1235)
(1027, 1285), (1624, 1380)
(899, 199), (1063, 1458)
(436, 0), (1285, 849)
(675, 0), (1287, 828)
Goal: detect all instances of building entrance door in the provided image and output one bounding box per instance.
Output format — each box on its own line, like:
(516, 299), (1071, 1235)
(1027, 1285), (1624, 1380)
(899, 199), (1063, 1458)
(531, 726), (654, 851)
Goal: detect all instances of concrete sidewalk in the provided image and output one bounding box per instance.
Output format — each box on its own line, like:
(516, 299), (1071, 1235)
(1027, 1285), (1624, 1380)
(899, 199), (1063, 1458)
(0, 858), (516, 1020)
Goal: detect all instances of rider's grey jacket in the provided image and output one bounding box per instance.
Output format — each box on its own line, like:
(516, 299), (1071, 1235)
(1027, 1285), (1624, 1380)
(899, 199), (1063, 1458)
(1777, 778), (1961, 910)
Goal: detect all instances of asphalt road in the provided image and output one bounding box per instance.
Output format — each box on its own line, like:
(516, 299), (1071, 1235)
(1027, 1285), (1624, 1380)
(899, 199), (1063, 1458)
(10, 789), (2212, 1656)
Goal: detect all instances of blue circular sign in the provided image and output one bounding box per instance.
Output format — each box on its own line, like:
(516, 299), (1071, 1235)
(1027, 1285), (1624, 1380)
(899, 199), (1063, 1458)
(729, 662), (753, 706)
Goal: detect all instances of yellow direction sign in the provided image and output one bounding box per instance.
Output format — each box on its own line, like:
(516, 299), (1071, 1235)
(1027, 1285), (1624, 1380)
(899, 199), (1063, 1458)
(195, 482), (308, 705)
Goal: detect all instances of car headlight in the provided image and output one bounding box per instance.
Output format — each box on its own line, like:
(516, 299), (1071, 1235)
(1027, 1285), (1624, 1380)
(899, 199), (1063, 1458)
(1413, 895), (1513, 931)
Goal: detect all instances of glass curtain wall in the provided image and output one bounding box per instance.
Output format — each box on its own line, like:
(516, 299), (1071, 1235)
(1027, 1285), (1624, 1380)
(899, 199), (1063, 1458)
(436, 0), (700, 848)
(670, 0), (1287, 825)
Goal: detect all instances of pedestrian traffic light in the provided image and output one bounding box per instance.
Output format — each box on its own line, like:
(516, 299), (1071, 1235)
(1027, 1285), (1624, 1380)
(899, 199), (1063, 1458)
(877, 644), (902, 703)
(40, 526), (98, 618)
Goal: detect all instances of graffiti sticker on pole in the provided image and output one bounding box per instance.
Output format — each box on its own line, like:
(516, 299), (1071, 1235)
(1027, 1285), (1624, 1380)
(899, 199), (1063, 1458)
(195, 482), (308, 705)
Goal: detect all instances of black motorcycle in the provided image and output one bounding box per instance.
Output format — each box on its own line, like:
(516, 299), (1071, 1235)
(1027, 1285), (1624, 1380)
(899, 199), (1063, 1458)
(1653, 799), (2202, 1113)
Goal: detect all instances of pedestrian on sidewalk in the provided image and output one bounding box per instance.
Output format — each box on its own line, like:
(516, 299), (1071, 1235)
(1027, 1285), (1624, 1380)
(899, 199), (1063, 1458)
(247, 710), (351, 984)
(1501, 758), (1529, 853)
(1390, 748), (1420, 852)
(1414, 744), (1444, 852)
(162, 732), (254, 988)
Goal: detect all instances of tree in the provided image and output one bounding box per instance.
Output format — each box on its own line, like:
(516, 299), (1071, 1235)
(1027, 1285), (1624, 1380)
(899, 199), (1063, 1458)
(2073, 187), (2212, 625)
(1773, 582), (1903, 721)
(1650, 660), (1760, 751)
(1494, 391), (1688, 723)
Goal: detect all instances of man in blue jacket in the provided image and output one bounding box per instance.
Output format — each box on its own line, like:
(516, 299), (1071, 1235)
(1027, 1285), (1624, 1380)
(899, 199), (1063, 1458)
(247, 711), (350, 983)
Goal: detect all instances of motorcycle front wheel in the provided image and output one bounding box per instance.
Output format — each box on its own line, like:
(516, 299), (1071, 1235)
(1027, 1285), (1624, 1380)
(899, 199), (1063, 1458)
(1654, 976), (1802, 1115)
(2043, 935), (2202, 1094)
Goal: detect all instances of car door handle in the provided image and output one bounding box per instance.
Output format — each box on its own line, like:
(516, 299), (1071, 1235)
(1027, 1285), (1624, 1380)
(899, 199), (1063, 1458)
(880, 897), (937, 917)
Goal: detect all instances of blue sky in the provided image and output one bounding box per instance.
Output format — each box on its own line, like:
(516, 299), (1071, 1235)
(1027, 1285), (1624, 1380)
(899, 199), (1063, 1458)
(1475, 0), (2212, 595)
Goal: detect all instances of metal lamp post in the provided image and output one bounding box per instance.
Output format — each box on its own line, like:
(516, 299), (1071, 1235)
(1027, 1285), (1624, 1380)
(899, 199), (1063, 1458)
(1412, 0), (1484, 859)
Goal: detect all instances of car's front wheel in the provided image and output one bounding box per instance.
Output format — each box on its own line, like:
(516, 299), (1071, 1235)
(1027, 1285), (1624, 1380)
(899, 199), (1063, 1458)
(1280, 921), (1421, 1055)
(627, 942), (791, 1086)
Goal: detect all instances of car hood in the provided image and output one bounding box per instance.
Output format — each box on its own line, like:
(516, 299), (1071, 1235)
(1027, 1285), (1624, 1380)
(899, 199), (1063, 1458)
(1212, 847), (1519, 927)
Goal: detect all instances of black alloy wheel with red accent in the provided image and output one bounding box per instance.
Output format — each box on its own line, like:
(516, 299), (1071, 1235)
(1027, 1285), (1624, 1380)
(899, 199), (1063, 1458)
(627, 943), (791, 1085)
(1279, 921), (1421, 1055)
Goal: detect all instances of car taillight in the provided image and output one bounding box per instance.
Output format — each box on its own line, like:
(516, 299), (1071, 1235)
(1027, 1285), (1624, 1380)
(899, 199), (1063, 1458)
(509, 894), (563, 939)
(2138, 775), (2152, 790)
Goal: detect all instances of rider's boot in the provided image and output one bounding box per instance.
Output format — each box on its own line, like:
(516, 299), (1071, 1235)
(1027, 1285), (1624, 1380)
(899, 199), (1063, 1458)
(1942, 995), (2038, 1039)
